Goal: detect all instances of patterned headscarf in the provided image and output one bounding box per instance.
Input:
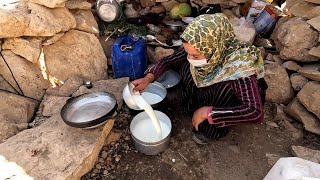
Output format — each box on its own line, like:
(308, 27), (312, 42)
(180, 13), (265, 88)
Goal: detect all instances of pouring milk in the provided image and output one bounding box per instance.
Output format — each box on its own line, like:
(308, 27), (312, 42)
(129, 83), (162, 140)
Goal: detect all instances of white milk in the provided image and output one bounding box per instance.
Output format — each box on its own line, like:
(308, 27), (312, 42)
(131, 93), (162, 140)
(132, 119), (170, 143)
(141, 92), (163, 105)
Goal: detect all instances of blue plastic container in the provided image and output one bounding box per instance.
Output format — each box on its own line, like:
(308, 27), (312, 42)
(112, 36), (147, 81)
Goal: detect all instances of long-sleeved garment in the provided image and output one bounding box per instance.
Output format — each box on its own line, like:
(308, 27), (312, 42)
(147, 48), (266, 139)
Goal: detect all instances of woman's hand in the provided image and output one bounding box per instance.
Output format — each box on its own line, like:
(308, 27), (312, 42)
(132, 73), (155, 93)
(192, 106), (210, 131)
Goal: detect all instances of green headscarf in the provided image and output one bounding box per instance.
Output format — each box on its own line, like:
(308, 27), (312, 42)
(180, 13), (265, 88)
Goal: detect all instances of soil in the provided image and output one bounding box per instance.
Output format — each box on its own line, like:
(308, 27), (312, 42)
(83, 86), (320, 180)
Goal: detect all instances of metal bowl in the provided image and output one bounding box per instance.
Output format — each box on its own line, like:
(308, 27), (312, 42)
(123, 82), (167, 110)
(96, 0), (120, 22)
(157, 70), (181, 89)
(130, 110), (172, 155)
(60, 92), (117, 129)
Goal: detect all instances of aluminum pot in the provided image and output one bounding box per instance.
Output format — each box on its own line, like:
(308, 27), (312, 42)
(122, 82), (167, 110)
(130, 111), (172, 155)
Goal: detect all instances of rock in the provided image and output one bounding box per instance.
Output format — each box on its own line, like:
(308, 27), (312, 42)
(42, 32), (65, 46)
(266, 153), (281, 166)
(25, 2), (76, 37)
(104, 131), (121, 146)
(307, 16), (320, 31)
(290, 74), (308, 91)
(46, 76), (83, 97)
(190, 0), (206, 11)
(44, 30), (107, 82)
(271, 17), (318, 62)
(297, 81), (320, 119)
(291, 146), (320, 163)
(305, 0), (320, 4)
(272, 103), (288, 122)
(309, 46), (320, 58)
(298, 63), (320, 81)
(155, 47), (174, 62)
(41, 95), (70, 117)
(0, 75), (16, 93)
(66, 0), (92, 9)
(266, 53), (273, 61)
(0, 91), (36, 124)
(272, 55), (284, 65)
(284, 0), (302, 10)
(141, 0), (156, 8)
(98, 36), (114, 65)
(71, 9), (99, 35)
(29, 0), (67, 8)
(281, 61), (301, 72)
(150, 5), (166, 14)
(282, 118), (304, 141)
(161, 0), (179, 11)
(0, 123), (19, 143)
(0, 113), (114, 179)
(73, 77), (129, 110)
(284, 98), (320, 135)
(266, 121), (279, 128)
(257, 47), (266, 59)
(0, 50), (49, 100)
(2, 37), (42, 63)
(0, 5), (29, 38)
(264, 64), (294, 104)
(230, 17), (256, 45)
(3, 2), (69, 38)
(290, 1), (320, 19)
(0, 91), (37, 142)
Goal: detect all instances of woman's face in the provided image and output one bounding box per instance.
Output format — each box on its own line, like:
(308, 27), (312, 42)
(183, 43), (206, 60)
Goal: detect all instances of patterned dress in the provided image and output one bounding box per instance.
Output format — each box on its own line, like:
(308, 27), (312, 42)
(147, 48), (267, 140)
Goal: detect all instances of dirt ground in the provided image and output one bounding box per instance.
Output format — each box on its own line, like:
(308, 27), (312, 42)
(84, 86), (320, 180)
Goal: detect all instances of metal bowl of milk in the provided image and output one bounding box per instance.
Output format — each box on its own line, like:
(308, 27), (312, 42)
(123, 82), (167, 110)
(130, 110), (172, 155)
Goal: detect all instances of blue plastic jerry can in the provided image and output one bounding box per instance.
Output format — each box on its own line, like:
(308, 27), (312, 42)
(112, 36), (147, 81)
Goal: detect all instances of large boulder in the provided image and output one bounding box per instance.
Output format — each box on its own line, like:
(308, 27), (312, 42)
(292, 146), (320, 163)
(0, 91), (36, 142)
(0, 50), (49, 100)
(284, 98), (320, 135)
(161, 0), (179, 11)
(73, 77), (129, 110)
(298, 63), (320, 81)
(66, 0), (92, 9)
(0, 113), (114, 179)
(141, 0), (156, 8)
(44, 30), (108, 82)
(41, 95), (70, 117)
(264, 64), (294, 104)
(290, 74), (308, 91)
(71, 9), (99, 35)
(29, 0), (67, 8)
(42, 32), (65, 46)
(297, 81), (320, 119)
(0, 2), (76, 38)
(271, 17), (318, 62)
(281, 61), (301, 72)
(305, 0), (320, 4)
(2, 37), (42, 63)
(289, 1), (320, 20)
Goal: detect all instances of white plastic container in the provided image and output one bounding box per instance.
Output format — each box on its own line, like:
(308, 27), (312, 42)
(264, 157), (320, 180)
(246, 0), (272, 22)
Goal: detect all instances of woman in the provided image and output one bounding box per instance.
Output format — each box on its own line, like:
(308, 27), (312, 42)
(133, 13), (267, 145)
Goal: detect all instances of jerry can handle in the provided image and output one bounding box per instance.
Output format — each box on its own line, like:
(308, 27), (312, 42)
(120, 45), (133, 52)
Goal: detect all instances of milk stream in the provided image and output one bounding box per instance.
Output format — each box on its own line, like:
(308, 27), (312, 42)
(131, 92), (162, 140)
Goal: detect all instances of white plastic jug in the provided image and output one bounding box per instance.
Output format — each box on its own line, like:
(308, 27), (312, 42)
(264, 157), (320, 180)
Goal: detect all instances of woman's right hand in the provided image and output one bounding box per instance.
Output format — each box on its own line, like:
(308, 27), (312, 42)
(132, 73), (155, 93)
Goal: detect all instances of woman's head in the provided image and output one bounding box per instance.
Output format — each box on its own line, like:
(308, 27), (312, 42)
(181, 13), (235, 66)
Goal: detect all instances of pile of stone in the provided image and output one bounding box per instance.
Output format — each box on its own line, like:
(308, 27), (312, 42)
(0, 0), (108, 142)
(263, 0), (320, 135)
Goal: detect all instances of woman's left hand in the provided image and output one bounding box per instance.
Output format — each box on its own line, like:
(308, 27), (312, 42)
(192, 106), (210, 131)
